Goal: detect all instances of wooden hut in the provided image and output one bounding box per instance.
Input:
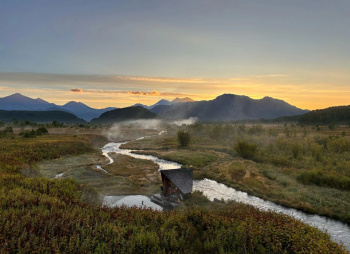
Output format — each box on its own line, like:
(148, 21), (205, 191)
(160, 168), (193, 198)
(151, 168), (193, 208)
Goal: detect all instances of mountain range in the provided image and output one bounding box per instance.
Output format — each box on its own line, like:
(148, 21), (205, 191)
(150, 94), (309, 121)
(0, 93), (116, 121)
(0, 93), (309, 123)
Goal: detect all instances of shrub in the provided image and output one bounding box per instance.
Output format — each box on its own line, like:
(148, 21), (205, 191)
(310, 143), (323, 161)
(177, 130), (191, 147)
(209, 125), (222, 139)
(4, 126), (13, 134)
(21, 129), (37, 138)
(267, 128), (278, 137)
(291, 143), (301, 159)
(248, 124), (264, 135)
(36, 126), (48, 136)
(328, 136), (349, 153)
(297, 170), (350, 191)
(234, 140), (257, 159)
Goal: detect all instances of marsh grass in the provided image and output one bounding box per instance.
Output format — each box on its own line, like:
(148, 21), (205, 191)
(128, 123), (350, 223)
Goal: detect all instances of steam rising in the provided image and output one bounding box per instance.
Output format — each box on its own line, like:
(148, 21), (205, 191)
(103, 117), (198, 141)
(104, 124), (121, 141)
(172, 117), (198, 126)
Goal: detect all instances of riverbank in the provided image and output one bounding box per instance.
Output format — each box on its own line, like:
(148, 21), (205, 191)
(103, 138), (350, 250)
(121, 125), (350, 225)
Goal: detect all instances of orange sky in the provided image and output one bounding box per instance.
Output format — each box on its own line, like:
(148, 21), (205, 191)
(0, 72), (349, 110)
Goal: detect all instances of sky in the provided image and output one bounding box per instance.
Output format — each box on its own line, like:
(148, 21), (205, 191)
(0, 0), (349, 109)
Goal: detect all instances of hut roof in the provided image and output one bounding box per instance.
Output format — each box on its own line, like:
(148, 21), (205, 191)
(160, 168), (193, 194)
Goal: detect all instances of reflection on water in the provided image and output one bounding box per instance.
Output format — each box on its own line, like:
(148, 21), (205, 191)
(53, 172), (64, 179)
(103, 195), (162, 211)
(194, 178), (350, 250)
(100, 139), (350, 251)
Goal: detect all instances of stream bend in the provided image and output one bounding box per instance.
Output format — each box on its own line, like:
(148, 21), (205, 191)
(101, 138), (350, 250)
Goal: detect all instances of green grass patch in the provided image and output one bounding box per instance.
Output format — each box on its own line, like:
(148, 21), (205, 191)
(228, 161), (246, 181)
(298, 170), (350, 191)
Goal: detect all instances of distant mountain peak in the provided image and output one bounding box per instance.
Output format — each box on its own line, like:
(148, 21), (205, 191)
(148, 99), (171, 109)
(7, 93), (28, 99)
(0, 93), (53, 111)
(64, 101), (85, 106)
(132, 103), (149, 109)
(171, 97), (194, 103)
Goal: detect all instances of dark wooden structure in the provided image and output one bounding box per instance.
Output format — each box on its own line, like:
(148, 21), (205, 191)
(160, 168), (193, 198)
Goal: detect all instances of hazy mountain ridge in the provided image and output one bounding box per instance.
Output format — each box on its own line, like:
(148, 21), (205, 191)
(171, 97), (195, 103)
(0, 110), (86, 124)
(61, 101), (117, 121)
(0, 93), (309, 123)
(0, 93), (55, 111)
(91, 106), (156, 123)
(0, 93), (116, 121)
(132, 98), (193, 109)
(150, 94), (308, 121)
(297, 105), (350, 125)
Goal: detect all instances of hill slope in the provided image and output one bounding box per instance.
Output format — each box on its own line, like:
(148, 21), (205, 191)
(0, 110), (86, 124)
(151, 94), (308, 121)
(297, 105), (350, 125)
(91, 106), (156, 123)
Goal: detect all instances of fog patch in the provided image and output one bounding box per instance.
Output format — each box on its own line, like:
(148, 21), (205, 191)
(123, 119), (164, 130)
(103, 118), (198, 141)
(171, 117), (198, 126)
(103, 124), (122, 141)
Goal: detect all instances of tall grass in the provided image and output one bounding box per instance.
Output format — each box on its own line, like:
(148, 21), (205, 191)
(0, 135), (95, 174)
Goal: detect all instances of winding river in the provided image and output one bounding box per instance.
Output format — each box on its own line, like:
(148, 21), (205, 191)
(100, 137), (350, 250)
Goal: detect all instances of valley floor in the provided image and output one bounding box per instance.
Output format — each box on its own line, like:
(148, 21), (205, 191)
(0, 124), (349, 253)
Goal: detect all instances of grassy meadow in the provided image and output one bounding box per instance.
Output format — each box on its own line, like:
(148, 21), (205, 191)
(0, 123), (348, 253)
(123, 123), (350, 224)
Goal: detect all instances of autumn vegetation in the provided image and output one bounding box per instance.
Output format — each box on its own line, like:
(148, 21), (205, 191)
(0, 124), (348, 253)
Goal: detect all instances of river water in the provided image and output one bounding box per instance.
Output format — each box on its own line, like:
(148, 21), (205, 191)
(103, 195), (162, 210)
(101, 138), (350, 250)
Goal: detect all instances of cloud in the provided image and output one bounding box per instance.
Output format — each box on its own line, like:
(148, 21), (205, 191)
(70, 88), (82, 93)
(122, 76), (214, 84)
(253, 74), (290, 78)
(127, 90), (161, 96)
(77, 89), (190, 98)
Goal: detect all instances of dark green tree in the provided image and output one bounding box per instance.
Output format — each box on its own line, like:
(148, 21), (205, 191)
(177, 130), (191, 147)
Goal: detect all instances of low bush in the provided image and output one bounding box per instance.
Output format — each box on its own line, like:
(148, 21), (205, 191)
(234, 140), (257, 159)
